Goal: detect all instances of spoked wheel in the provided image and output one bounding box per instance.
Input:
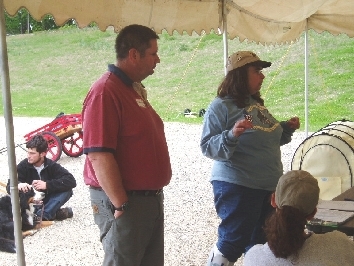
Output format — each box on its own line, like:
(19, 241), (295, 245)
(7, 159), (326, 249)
(183, 108), (191, 116)
(41, 131), (62, 162)
(199, 108), (206, 117)
(61, 131), (83, 157)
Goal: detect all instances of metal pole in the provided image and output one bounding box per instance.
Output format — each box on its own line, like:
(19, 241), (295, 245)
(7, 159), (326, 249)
(222, 0), (228, 76)
(0, 1), (26, 264)
(304, 20), (309, 137)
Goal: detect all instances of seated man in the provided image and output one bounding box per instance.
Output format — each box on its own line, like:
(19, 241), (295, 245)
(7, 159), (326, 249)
(6, 134), (76, 221)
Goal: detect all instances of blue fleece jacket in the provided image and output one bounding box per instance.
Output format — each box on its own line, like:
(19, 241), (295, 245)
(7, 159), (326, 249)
(200, 96), (295, 191)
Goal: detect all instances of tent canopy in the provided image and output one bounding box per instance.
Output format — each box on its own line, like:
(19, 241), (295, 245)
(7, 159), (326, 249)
(4, 0), (354, 45)
(2, 1), (354, 265)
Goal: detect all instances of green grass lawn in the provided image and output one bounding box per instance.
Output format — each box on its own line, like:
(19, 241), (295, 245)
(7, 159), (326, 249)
(1, 27), (353, 131)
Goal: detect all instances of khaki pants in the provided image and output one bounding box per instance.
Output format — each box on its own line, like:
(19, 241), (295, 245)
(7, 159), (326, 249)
(89, 188), (164, 266)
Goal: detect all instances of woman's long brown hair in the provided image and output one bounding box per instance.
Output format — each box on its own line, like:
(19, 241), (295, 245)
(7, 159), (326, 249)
(264, 206), (308, 259)
(217, 66), (264, 108)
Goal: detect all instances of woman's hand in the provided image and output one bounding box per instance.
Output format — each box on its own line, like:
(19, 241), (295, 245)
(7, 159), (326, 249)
(232, 119), (253, 137)
(287, 117), (300, 129)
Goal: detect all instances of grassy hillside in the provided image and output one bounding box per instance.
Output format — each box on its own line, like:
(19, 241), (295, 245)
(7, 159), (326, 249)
(1, 27), (353, 131)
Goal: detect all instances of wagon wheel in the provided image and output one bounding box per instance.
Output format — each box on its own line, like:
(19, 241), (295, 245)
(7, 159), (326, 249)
(41, 131), (62, 162)
(199, 108), (206, 117)
(61, 131), (83, 157)
(184, 108), (191, 116)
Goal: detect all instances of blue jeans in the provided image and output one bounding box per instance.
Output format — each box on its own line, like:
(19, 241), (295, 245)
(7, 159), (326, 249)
(36, 190), (73, 220)
(212, 181), (274, 262)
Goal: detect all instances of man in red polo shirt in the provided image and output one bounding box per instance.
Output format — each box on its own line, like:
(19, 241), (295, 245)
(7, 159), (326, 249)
(82, 24), (172, 266)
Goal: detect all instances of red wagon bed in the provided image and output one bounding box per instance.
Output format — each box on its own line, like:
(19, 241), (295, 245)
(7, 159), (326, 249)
(23, 113), (83, 161)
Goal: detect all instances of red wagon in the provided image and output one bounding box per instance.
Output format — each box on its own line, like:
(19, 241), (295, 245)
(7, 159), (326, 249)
(23, 113), (83, 161)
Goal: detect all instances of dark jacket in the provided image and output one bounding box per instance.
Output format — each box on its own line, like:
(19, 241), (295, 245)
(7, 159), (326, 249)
(6, 157), (76, 195)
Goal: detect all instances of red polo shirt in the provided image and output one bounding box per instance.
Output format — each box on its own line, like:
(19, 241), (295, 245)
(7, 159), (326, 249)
(82, 69), (172, 190)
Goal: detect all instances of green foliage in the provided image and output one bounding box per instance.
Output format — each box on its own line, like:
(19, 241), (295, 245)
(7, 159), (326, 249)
(0, 27), (353, 132)
(5, 8), (73, 34)
(5, 9), (29, 34)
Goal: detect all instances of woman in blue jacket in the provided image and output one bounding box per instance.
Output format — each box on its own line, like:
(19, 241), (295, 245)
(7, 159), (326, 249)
(201, 51), (300, 265)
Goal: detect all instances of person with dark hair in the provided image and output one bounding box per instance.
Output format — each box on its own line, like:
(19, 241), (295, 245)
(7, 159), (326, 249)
(244, 170), (354, 265)
(82, 24), (172, 266)
(6, 134), (76, 221)
(201, 51), (300, 265)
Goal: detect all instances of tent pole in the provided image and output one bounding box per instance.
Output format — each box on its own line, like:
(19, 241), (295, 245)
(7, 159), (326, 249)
(304, 20), (309, 137)
(222, 0), (228, 76)
(0, 1), (26, 264)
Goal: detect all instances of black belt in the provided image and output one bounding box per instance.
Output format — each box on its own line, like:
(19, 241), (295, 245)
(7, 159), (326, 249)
(127, 189), (163, 196)
(89, 186), (103, 191)
(89, 186), (162, 196)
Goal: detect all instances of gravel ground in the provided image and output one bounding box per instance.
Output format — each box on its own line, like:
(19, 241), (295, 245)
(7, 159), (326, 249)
(0, 117), (307, 266)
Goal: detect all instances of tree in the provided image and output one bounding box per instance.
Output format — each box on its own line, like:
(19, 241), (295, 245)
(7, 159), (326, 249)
(5, 8), (76, 35)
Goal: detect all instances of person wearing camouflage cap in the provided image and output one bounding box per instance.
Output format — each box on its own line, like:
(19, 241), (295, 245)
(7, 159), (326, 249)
(244, 170), (354, 265)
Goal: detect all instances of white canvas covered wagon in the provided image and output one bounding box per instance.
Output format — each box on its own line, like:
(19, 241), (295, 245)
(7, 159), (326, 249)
(291, 120), (354, 200)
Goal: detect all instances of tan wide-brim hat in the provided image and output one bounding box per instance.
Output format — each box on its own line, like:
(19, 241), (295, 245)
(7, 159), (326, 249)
(226, 51), (272, 73)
